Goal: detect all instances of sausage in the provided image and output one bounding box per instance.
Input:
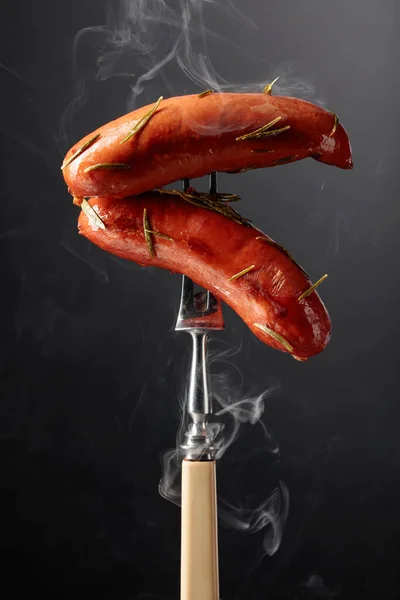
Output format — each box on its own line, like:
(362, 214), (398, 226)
(77, 192), (331, 360)
(63, 93), (353, 202)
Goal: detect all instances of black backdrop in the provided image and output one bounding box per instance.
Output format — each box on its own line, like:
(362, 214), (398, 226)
(0, 1), (399, 598)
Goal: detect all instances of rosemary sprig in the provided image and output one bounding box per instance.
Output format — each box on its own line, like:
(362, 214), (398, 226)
(120, 96), (163, 144)
(198, 89), (214, 98)
(84, 163), (131, 173)
(61, 133), (100, 170)
(236, 116), (290, 142)
(81, 198), (106, 230)
(157, 189), (251, 227)
(263, 77), (279, 95)
(215, 193), (241, 203)
(145, 229), (173, 241)
(298, 274), (328, 301)
(143, 208), (155, 258)
(255, 236), (307, 275)
(329, 112), (339, 137)
(228, 265), (256, 281)
(142, 209), (173, 258)
(254, 323), (294, 353)
(272, 155), (299, 166)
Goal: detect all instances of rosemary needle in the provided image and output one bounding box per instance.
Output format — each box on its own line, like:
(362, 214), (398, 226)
(198, 89), (214, 98)
(298, 274), (328, 301)
(120, 96), (163, 144)
(84, 163), (131, 173)
(228, 265), (256, 281)
(143, 208), (155, 258)
(254, 323), (294, 353)
(61, 133), (100, 170)
(81, 198), (106, 230)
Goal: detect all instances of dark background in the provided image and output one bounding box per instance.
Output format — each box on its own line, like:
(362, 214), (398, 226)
(0, 0), (398, 598)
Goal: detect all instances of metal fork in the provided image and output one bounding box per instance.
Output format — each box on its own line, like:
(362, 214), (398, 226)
(176, 173), (223, 600)
(176, 173), (225, 461)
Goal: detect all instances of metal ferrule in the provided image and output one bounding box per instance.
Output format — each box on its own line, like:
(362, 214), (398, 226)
(181, 421), (216, 461)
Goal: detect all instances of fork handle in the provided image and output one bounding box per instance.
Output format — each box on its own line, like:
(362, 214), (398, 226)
(180, 459), (219, 600)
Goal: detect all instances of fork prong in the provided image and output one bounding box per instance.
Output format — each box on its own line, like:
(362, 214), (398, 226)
(175, 173), (224, 331)
(206, 290), (211, 311)
(179, 274), (194, 313)
(209, 172), (217, 194)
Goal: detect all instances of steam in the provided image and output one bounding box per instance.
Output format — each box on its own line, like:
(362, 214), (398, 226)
(304, 575), (336, 598)
(159, 342), (289, 556)
(59, 0), (318, 558)
(60, 238), (110, 285)
(0, 60), (26, 83)
(219, 481), (289, 557)
(61, 0), (323, 146)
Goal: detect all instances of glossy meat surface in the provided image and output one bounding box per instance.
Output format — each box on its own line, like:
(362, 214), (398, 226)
(78, 194), (331, 360)
(64, 93), (353, 201)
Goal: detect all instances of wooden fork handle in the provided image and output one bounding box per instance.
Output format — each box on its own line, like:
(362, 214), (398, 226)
(180, 459), (219, 600)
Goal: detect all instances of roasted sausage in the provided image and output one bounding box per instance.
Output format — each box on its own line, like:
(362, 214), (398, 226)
(63, 93), (353, 202)
(77, 192), (331, 360)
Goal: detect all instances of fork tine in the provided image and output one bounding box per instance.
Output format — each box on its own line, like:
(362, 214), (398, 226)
(205, 290), (211, 312)
(209, 172), (217, 194)
(177, 274), (194, 317)
(175, 174), (224, 331)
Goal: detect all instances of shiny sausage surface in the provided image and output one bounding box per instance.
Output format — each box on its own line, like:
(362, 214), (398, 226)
(78, 193), (331, 360)
(63, 93), (353, 201)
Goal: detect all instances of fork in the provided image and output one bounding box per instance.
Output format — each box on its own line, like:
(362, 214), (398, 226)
(177, 173), (223, 600)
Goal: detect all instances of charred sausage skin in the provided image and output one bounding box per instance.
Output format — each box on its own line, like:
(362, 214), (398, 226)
(78, 193), (331, 360)
(64, 93), (353, 202)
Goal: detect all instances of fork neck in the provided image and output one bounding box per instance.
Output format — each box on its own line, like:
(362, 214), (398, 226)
(187, 331), (212, 417)
(181, 330), (216, 461)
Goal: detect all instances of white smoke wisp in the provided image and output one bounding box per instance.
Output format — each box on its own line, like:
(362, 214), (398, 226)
(158, 341), (289, 557)
(60, 0), (318, 558)
(60, 0), (323, 147)
(219, 481), (289, 557)
(60, 238), (110, 285)
(304, 574), (337, 598)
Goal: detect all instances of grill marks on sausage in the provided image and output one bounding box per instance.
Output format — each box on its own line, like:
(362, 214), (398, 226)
(270, 268), (287, 295)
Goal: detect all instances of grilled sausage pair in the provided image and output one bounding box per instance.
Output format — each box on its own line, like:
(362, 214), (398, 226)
(62, 92), (353, 359)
